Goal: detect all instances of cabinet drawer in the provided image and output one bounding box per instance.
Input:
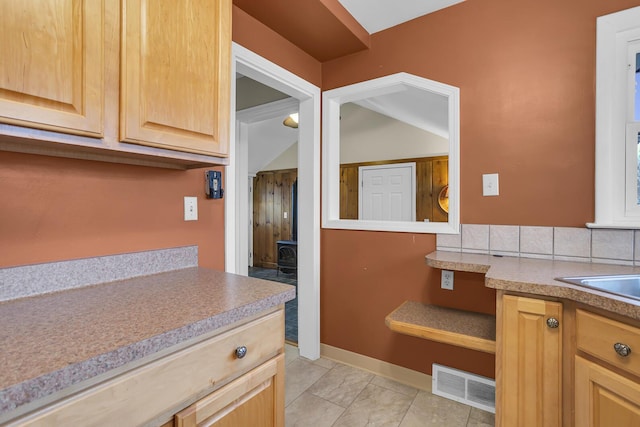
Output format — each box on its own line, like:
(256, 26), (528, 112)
(175, 354), (283, 427)
(9, 309), (284, 426)
(576, 309), (640, 378)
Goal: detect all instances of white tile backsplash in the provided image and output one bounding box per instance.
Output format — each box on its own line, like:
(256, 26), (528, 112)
(461, 224), (490, 252)
(552, 255), (592, 263)
(591, 229), (634, 261)
(489, 225), (519, 253)
(591, 258), (635, 266)
(554, 227), (591, 258)
(438, 224), (640, 266)
(520, 226), (553, 255)
(436, 232), (462, 249)
(635, 231), (640, 264)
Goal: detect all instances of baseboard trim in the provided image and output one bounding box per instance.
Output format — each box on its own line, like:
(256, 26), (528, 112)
(320, 344), (432, 392)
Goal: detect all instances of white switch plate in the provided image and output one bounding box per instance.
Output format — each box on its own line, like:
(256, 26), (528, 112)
(441, 270), (454, 290)
(184, 197), (198, 221)
(482, 173), (499, 196)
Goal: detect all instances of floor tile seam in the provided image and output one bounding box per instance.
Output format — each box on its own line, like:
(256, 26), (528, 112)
(464, 408), (473, 426)
(302, 365), (339, 402)
(388, 386), (422, 427)
(370, 375), (420, 398)
(304, 363), (333, 393)
(305, 388), (352, 410)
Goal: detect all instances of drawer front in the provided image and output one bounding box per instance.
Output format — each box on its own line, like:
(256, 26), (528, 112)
(576, 309), (640, 378)
(9, 309), (284, 426)
(175, 354), (283, 426)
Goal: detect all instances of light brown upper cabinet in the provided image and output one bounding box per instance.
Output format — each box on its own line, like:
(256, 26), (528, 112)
(0, 0), (104, 136)
(120, 0), (231, 156)
(0, 0), (231, 167)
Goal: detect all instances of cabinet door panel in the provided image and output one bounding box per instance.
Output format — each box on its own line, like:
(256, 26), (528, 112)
(175, 354), (284, 427)
(575, 356), (640, 426)
(0, 0), (103, 136)
(121, 0), (231, 156)
(500, 295), (562, 427)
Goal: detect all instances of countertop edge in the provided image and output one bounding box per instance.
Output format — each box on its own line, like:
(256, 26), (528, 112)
(425, 251), (640, 320)
(0, 272), (295, 418)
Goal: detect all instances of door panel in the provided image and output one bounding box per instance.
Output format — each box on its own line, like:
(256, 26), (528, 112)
(0, 0), (104, 136)
(359, 163), (415, 221)
(120, 0), (231, 155)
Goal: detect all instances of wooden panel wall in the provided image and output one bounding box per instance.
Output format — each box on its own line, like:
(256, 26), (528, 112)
(339, 156), (448, 222)
(253, 169), (297, 269)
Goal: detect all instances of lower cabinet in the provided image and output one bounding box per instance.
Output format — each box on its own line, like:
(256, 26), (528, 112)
(166, 354), (284, 427)
(575, 356), (640, 426)
(7, 309), (285, 427)
(575, 308), (640, 426)
(498, 293), (640, 427)
(498, 294), (563, 427)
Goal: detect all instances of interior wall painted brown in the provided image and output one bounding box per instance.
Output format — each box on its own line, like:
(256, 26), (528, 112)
(232, 6), (322, 87)
(0, 10), (319, 271)
(0, 151), (225, 269)
(320, 230), (496, 378)
(323, 0), (640, 227)
(320, 0), (640, 378)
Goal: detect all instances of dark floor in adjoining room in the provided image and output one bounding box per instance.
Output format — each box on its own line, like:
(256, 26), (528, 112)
(248, 266), (298, 343)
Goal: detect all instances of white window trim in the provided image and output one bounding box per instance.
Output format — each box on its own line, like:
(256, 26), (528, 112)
(322, 72), (460, 234)
(591, 6), (640, 228)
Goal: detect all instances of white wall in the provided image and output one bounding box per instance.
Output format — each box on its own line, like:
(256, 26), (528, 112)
(340, 103), (448, 164)
(261, 142), (299, 171)
(247, 120), (298, 175)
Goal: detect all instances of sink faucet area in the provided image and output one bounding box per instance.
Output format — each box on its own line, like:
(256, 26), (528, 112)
(556, 274), (640, 301)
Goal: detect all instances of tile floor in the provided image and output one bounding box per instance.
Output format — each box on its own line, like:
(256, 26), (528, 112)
(284, 344), (495, 427)
(249, 267), (298, 343)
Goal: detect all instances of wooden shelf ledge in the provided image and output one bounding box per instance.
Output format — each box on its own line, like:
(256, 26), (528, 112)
(385, 301), (496, 354)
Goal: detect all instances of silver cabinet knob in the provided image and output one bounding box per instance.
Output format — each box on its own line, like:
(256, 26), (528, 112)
(235, 346), (248, 359)
(546, 317), (559, 329)
(614, 342), (632, 357)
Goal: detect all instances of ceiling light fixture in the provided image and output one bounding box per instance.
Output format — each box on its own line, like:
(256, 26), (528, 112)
(283, 113), (299, 128)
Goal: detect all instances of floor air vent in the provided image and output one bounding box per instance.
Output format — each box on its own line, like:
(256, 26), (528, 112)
(432, 364), (495, 414)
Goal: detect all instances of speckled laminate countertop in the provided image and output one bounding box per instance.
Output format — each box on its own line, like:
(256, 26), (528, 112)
(426, 251), (640, 319)
(0, 267), (295, 417)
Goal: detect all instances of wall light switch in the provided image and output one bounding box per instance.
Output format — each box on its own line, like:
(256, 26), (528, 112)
(184, 197), (198, 221)
(482, 173), (499, 196)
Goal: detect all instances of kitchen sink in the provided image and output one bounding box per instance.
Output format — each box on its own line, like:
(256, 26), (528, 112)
(556, 274), (640, 301)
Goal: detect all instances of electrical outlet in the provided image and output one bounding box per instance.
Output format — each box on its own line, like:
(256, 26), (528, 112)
(441, 270), (454, 290)
(184, 197), (198, 221)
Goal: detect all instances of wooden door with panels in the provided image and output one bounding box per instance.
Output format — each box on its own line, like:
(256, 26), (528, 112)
(575, 356), (640, 426)
(498, 294), (563, 427)
(120, 0), (231, 156)
(171, 355), (284, 427)
(574, 308), (640, 426)
(0, 0), (104, 136)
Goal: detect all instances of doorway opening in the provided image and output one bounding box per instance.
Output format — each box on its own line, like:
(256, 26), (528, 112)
(226, 43), (321, 359)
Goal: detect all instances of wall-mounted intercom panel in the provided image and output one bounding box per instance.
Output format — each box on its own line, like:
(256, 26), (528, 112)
(205, 171), (223, 199)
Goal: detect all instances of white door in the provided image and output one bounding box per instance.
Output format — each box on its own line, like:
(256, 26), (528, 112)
(359, 163), (416, 221)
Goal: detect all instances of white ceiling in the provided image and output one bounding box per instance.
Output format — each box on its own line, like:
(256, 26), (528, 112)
(337, 0), (466, 34)
(239, 1), (466, 170)
(353, 89), (449, 139)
